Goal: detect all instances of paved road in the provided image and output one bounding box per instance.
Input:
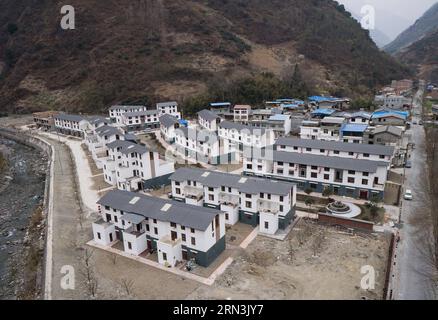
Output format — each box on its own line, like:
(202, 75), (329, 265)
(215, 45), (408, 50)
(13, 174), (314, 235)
(41, 136), (87, 299)
(394, 86), (436, 300)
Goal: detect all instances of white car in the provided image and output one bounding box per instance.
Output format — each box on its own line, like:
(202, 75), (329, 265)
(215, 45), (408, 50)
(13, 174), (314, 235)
(404, 189), (413, 200)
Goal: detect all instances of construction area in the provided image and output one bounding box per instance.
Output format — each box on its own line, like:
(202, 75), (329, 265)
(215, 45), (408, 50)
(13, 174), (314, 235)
(187, 219), (391, 300)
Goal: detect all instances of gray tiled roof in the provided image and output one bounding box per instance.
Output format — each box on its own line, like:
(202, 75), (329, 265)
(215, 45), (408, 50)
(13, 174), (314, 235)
(159, 114), (179, 128)
(157, 101), (178, 108)
(54, 114), (85, 122)
(95, 125), (123, 137)
(275, 137), (395, 156)
(198, 109), (222, 122)
(97, 190), (220, 231)
(269, 150), (388, 173)
(109, 105), (146, 111)
(106, 140), (135, 150)
(88, 116), (109, 125)
(119, 143), (148, 155)
(372, 126), (403, 137)
(170, 167), (294, 196)
(124, 110), (158, 117)
(219, 121), (266, 134)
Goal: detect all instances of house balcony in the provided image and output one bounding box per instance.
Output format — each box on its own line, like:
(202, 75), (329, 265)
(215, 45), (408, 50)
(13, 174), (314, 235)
(183, 186), (204, 200)
(257, 199), (280, 214)
(124, 225), (146, 238)
(219, 192), (239, 206)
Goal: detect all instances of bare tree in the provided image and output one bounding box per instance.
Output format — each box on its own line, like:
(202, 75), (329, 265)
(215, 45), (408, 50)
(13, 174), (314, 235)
(311, 229), (326, 257)
(120, 278), (135, 296)
(80, 249), (98, 297)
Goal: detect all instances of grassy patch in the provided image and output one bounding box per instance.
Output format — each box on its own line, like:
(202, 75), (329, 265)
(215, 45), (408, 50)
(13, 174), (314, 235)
(357, 204), (385, 223)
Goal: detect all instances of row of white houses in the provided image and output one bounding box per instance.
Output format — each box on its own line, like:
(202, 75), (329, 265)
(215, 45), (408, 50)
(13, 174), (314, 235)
(93, 190), (226, 267)
(169, 167), (297, 235)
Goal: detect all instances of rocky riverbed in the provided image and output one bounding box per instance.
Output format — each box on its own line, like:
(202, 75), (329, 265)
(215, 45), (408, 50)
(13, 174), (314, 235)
(0, 137), (48, 299)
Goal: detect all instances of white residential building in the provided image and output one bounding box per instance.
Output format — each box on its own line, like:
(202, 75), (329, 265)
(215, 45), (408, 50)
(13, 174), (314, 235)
(218, 121), (275, 162)
(156, 101), (181, 119)
(159, 114), (180, 143)
(300, 117), (345, 141)
(170, 167), (296, 235)
(249, 114), (292, 138)
(197, 109), (222, 132)
(54, 114), (89, 137)
(93, 190), (226, 267)
(275, 137), (395, 163)
(174, 127), (222, 164)
(103, 140), (174, 191)
(120, 110), (160, 132)
(109, 105), (148, 125)
(244, 149), (390, 200)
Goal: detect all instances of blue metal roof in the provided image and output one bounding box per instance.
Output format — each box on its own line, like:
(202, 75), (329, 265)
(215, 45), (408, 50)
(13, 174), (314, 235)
(309, 96), (340, 102)
(341, 124), (368, 133)
(282, 104), (299, 109)
(372, 110), (408, 119)
(210, 102), (231, 107)
(311, 108), (336, 116)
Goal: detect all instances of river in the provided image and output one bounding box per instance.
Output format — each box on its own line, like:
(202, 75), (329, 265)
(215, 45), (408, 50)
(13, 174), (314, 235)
(0, 137), (48, 299)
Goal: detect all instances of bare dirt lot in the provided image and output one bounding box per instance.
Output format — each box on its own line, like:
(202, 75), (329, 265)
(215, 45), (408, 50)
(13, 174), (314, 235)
(187, 219), (391, 300)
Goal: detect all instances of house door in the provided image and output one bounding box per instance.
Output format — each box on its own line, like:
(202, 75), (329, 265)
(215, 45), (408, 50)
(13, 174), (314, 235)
(182, 250), (188, 260)
(106, 213), (112, 222)
(109, 233), (113, 242)
(359, 190), (369, 200)
(147, 240), (152, 251)
(171, 231), (177, 241)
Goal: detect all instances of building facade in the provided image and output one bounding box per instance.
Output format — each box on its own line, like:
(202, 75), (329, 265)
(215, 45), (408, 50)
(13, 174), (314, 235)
(170, 167), (296, 235)
(93, 190), (226, 267)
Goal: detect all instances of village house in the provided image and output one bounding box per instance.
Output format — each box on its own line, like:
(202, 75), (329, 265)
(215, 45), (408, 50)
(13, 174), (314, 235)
(159, 114), (180, 143)
(109, 105), (148, 125)
(174, 127), (224, 164)
(348, 111), (372, 124)
(33, 111), (59, 131)
(156, 101), (181, 119)
(244, 149), (390, 200)
(340, 123), (369, 144)
(364, 126), (404, 146)
(300, 117), (345, 141)
(218, 121), (275, 162)
(371, 111), (407, 126)
(120, 110), (160, 132)
(248, 114), (292, 138)
(170, 167), (296, 235)
(233, 105), (252, 123)
(103, 140), (175, 191)
(275, 137), (395, 163)
(197, 109), (223, 132)
(93, 190), (226, 267)
(54, 113), (89, 137)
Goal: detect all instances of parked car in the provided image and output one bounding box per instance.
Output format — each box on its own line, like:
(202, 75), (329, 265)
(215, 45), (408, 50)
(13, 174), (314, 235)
(404, 189), (413, 200)
(419, 120), (423, 125)
(405, 160), (412, 168)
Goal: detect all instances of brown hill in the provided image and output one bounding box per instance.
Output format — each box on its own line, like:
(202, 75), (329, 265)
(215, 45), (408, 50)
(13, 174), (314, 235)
(0, 0), (410, 114)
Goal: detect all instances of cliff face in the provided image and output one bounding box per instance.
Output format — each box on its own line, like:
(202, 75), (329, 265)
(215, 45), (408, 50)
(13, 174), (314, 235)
(0, 0), (410, 113)
(384, 2), (438, 55)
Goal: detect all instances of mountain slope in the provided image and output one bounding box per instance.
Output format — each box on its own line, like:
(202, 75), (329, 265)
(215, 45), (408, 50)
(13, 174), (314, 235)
(384, 2), (438, 55)
(0, 0), (410, 114)
(397, 29), (438, 83)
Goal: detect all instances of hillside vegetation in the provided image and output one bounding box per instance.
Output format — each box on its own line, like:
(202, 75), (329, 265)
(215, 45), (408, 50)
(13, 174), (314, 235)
(0, 0), (410, 114)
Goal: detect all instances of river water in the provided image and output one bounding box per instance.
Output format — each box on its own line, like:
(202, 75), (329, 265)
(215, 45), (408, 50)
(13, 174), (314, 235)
(0, 137), (48, 299)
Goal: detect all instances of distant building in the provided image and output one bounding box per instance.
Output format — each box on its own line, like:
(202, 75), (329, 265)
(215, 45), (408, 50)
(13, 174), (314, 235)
(54, 114), (89, 137)
(33, 111), (59, 131)
(109, 105), (148, 125)
(300, 117), (345, 141)
(159, 114), (180, 143)
(156, 101), (181, 119)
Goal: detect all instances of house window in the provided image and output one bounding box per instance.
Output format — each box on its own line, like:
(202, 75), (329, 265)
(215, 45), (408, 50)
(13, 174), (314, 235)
(209, 195), (214, 201)
(246, 201), (252, 208)
(208, 187), (214, 192)
(176, 188), (181, 195)
(280, 196), (283, 202)
(182, 234), (186, 242)
(246, 194), (251, 198)
(280, 205), (284, 212)
(324, 174), (330, 180)
(97, 232), (101, 240)
(171, 222), (177, 228)
(154, 227), (158, 235)
(191, 237), (196, 246)
(153, 219), (157, 224)
(114, 216), (118, 223)
(311, 172), (317, 178)
(162, 252), (167, 261)
(363, 172), (369, 177)
(225, 213), (229, 220)
(348, 170), (355, 175)
(146, 224), (150, 232)
(264, 221), (269, 229)
(128, 242), (132, 250)
(334, 151), (340, 155)
(348, 177), (355, 183)
(221, 186), (225, 192)
(364, 153), (370, 158)
(191, 228), (195, 233)
(311, 166), (317, 170)
(362, 179), (368, 185)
